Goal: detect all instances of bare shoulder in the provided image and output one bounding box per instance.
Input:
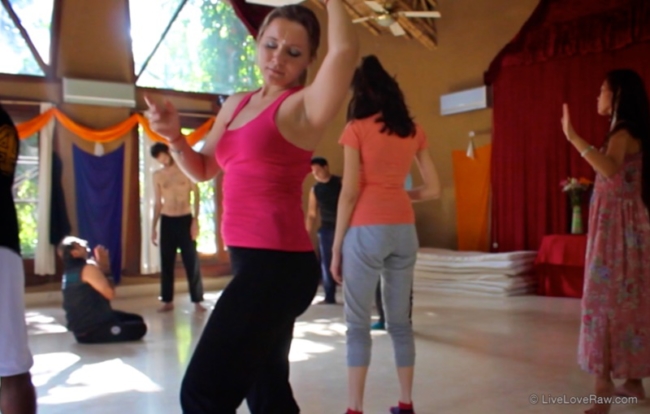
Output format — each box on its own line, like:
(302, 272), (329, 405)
(80, 263), (103, 281)
(610, 128), (633, 140)
(225, 91), (250, 103)
(276, 89), (325, 149)
(219, 92), (250, 120)
(609, 128), (638, 150)
(280, 88), (307, 118)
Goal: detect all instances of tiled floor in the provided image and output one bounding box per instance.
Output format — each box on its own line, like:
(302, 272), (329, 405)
(24, 287), (649, 414)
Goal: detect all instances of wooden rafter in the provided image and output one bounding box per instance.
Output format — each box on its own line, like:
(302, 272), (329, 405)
(135, 0), (189, 80)
(311, 0), (380, 35)
(345, 1), (381, 35)
(49, 0), (63, 79)
(394, 0), (437, 48)
(342, 0), (439, 49)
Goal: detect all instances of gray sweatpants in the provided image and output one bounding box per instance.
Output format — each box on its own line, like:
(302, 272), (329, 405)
(342, 224), (418, 367)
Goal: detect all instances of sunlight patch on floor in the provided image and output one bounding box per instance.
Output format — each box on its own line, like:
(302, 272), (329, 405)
(289, 338), (335, 362)
(31, 352), (80, 387)
(36, 357), (162, 405)
(25, 311), (68, 335)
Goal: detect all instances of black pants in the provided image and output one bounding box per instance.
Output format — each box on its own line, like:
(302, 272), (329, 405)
(75, 311), (147, 344)
(180, 247), (320, 414)
(160, 214), (203, 303)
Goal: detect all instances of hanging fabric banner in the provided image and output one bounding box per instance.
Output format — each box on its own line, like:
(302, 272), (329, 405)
(73, 145), (125, 283)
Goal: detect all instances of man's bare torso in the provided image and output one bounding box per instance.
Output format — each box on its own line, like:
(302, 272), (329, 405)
(154, 164), (193, 217)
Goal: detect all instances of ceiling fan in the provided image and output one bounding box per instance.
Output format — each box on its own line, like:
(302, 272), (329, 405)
(353, 1), (441, 36)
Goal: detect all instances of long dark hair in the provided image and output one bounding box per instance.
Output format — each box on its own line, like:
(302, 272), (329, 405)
(346, 55), (415, 138)
(605, 69), (650, 210)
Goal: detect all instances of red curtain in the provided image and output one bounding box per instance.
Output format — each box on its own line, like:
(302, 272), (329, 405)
(485, 0), (650, 84)
(487, 0), (650, 252)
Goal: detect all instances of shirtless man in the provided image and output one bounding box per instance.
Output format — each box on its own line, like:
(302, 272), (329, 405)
(150, 143), (204, 312)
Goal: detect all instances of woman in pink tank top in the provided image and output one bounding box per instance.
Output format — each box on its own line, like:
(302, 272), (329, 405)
(145, 3), (359, 413)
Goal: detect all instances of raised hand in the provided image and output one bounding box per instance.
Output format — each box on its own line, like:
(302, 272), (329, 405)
(144, 94), (181, 141)
(94, 245), (111, 274)
(561, 103), (576, 141)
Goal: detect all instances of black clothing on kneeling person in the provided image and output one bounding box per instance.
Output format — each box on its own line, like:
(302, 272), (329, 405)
(62, 255), (146, 344)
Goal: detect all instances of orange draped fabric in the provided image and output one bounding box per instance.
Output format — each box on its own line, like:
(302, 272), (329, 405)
(16, 108), (215, 145)
(451, 144), (491, 252)
(54, 110), (139, 143)
(16, 108), (56, 138)
(135, 114), (214, 147)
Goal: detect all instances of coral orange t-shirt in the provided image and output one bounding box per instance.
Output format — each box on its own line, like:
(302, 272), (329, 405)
(339, 116), (428, 227)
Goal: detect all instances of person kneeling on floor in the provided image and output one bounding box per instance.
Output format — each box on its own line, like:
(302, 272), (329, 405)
(58, 236), (147, 344)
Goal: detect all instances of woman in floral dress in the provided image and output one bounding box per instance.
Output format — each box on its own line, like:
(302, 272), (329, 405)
(561, 69), (650, 414)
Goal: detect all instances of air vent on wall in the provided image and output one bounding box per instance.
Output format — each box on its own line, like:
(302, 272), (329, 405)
(63, 78), (136, 108)
(440, 86), (490, 116)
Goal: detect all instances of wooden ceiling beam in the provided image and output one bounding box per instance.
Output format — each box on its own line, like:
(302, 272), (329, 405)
(336, 0), (438, 49)
(393, 0), (437, 48)
(312, 0), (381, 35)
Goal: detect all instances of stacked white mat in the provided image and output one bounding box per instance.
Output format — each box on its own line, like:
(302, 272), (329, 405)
(414, 248), (538, 297)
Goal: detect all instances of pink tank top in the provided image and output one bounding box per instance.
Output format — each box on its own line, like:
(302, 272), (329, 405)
(215, 88), (314, 251)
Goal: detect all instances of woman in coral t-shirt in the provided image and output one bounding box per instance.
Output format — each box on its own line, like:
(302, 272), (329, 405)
(331, 55), (441, 414)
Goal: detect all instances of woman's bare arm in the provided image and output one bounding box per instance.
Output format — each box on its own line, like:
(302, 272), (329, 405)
(145, 94), (245, 182)
(301, 0), (359, 130)
(408, 150), (441, 202)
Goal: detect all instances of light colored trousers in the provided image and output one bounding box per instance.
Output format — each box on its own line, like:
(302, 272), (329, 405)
(342, 224), (417, 367)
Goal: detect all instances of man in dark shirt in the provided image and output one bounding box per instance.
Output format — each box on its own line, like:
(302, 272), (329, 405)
(306, 157), (342, 304)
(0, 104), (37, 414)
(59, 236), (147, 344)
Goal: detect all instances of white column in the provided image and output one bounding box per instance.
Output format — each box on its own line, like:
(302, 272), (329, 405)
(34, 103), (56, 275)
(140, 134), (161, 274)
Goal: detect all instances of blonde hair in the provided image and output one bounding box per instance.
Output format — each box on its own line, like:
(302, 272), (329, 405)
(257, 5), (321, 59)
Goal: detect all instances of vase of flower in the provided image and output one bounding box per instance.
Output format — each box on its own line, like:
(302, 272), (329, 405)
(561, 177), (593, 235)
(571, 204), (583, 234)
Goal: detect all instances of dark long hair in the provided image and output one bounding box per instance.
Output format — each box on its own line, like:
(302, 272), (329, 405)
(605, 69), (650, 210)
(346, 55), (415, 138)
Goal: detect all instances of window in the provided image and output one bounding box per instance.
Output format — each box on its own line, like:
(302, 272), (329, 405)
(187, 133), (217, 254)
(0, 0), (55, 76)
(139, 125), (217, 255)
(6, 104), (40, 258)
(129, 0), (263, 94)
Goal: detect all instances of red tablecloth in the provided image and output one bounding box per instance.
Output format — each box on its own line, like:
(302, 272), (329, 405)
(534, 234), (587, 298)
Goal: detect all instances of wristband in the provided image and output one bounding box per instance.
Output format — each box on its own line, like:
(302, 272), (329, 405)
(168, 132), (184, 146)
(169, 135), (184, 154)
(580, 146), (595, 157)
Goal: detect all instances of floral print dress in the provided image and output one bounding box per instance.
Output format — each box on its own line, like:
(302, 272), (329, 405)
(578, 152), (650, 378)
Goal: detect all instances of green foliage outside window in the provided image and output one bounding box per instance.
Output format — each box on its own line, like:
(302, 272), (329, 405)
(133, 0), (263, 94)
(13, 134), (39, 257)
